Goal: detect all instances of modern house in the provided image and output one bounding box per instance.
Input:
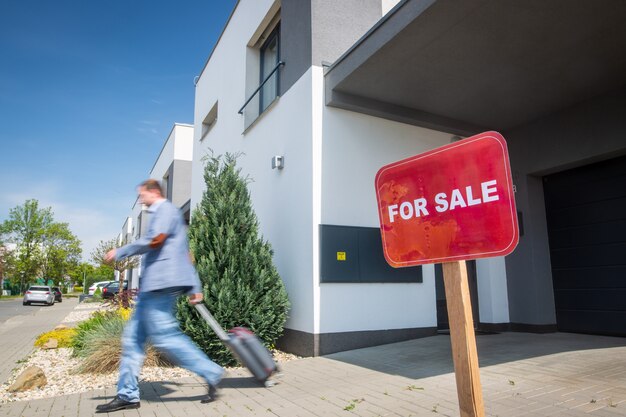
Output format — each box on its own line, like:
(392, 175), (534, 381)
(111, 0), (625, 357)
(190, 0), (626, 357)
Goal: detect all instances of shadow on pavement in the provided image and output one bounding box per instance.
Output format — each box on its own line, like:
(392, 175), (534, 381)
(324, 332), (626, 380)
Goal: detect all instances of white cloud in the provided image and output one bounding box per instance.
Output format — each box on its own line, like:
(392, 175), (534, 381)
(136, 127), (159, 135)
(137, 120), (161, 135)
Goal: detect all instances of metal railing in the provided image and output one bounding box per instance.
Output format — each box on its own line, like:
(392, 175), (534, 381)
(238, 61), (285, 114)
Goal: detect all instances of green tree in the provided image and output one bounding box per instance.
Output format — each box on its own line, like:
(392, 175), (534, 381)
(177, 153), (290, 366)
(1, 200), (85, 292)
(0, 234), (15, 295)
(1, 200), (53, 292)
(0, 237), (20, 295)
(67, 262), (114, 293)
(90, 238), (139, 283)
(69, 262), (92, 291)
(40, 222), (82, 284)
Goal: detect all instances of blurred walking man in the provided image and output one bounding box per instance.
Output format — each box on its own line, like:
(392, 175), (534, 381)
(96, 179), (223, 413)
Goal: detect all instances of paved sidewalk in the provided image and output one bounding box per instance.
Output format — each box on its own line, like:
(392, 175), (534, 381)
(0, 328), (624, 416)
(0, 298), (78, 384)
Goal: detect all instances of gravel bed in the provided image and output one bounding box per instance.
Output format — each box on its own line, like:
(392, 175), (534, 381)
(0, 348), (195, 403)
(60, 309), (98, 324)
(0, 302), (300, 403)
(62, 302), (107, 323)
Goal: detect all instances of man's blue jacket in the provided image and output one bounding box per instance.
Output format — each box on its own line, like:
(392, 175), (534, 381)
(116, 198), (201, 294)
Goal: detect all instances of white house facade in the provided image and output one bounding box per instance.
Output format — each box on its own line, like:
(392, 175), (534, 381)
(191, 0), (488, 356)
(191, 0), (626, 357)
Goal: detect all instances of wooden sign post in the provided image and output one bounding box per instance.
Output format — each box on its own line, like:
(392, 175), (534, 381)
(374, 132), (519, 417)
(443, 261), (484, 417)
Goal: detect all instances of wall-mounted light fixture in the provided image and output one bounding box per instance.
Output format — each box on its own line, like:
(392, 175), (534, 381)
(271, 155), (284, 170)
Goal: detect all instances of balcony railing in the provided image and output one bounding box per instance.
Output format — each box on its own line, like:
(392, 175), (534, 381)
(238, 61), (285, 114)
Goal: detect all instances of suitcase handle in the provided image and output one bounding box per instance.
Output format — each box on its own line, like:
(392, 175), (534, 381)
(194, 303), (230, 342)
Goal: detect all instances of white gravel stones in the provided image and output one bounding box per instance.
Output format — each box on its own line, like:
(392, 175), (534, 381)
(60, 310), (93, 324)
(0, 301), (300, 403)
(0, 347), (195, 403)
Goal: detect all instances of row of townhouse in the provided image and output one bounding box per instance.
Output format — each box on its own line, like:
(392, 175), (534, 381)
(115, 123), (194, 290)
(118, 0), (626, 357)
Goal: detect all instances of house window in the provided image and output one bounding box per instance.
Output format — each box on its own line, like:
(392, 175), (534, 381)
(201, 101), (218, 141)
(259, 25), (280, 113)
(181, 199), (191, 225)
(240, 1), (281, 130)
(136, 212), (143, 239)
(162, 174), (172, 201)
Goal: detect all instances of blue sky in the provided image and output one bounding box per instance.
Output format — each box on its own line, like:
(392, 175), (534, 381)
(0, 0), (237, 261)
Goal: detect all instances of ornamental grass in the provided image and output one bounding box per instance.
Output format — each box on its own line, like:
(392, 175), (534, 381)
(72, 307), (171, 374)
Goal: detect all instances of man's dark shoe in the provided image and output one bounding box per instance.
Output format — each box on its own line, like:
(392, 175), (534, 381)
(201, 384), (220, 403)
(95, 396), (140, 413)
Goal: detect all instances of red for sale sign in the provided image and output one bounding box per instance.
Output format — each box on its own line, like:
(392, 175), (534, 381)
(375, 131), (519, 267)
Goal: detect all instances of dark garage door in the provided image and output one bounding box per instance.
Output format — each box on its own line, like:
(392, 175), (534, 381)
(543, 154), (626, 336)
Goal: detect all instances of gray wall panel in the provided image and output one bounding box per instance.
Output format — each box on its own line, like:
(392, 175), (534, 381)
(320, 224), (422, 283)
(311, 0), (381, 66)
(172, 160), (192, 209)
(277, 326), (436, 357)
(280, 0), (312, 96)
(503, 88), (626, 326)
(280, 0), (381, 96)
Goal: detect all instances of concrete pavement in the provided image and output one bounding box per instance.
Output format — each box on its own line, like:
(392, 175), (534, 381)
(0, 297), (79, 385)
(0, 325), (625, 416)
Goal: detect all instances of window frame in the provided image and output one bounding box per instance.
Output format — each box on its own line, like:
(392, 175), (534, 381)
(259, 24), (280, 113)
(201, 101), (218, 141)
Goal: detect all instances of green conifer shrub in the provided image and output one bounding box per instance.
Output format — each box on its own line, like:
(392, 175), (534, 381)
(177, 153), (290, 366)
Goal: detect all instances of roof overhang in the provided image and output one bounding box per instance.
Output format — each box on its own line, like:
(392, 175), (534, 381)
(325, 0), (626, 136)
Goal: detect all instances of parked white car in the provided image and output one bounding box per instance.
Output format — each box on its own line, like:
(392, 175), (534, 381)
(23, 286), (55, 306)
(88, 281), (115, 295)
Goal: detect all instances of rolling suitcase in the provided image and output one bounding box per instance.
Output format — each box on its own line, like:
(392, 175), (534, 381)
(194, 303), (279, 386)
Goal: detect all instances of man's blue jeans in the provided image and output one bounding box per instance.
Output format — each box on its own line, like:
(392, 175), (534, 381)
(117, 288), (224, 402)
